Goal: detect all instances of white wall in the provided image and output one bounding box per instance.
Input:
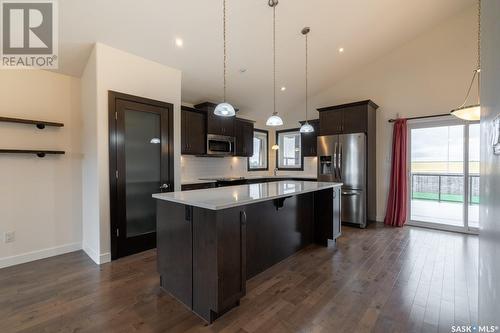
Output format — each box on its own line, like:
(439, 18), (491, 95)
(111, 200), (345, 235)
(0, 70), (82, 268)
(81, 43), (182, 264)
(284, 6), (477, 220)
(479, 0), (500, 325)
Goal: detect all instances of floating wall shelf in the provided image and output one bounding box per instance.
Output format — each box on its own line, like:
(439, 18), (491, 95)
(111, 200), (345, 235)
(0, 116), (64, 129)
(0, 149), (65, 158)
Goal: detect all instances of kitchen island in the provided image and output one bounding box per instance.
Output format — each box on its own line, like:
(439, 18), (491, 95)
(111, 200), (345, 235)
(152, 180), (342, 323)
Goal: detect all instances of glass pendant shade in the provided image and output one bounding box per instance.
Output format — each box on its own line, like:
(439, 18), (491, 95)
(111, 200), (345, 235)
(266, 114), (283, 126)
(214, 102), (236, 117)
(300, 122), (314, 133)
(451, 104), (481, 121)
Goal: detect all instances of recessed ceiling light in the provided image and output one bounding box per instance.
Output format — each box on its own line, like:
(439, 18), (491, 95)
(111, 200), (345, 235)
(239, 68), (247, 73)
(338, 47), (344, 53)
(175, 38), (184, 47)
(280, 86), (286, 91)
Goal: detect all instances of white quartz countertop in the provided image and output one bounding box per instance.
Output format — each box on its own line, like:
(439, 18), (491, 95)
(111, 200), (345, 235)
(153, 180), (342, 210)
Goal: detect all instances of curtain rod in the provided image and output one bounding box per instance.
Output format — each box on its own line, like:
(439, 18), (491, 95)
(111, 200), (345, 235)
(388, 113), (451, 123)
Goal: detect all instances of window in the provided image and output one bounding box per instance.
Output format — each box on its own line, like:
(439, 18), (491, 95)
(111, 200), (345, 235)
(248, 129), (268, 171)
(276, 129), (303, 170)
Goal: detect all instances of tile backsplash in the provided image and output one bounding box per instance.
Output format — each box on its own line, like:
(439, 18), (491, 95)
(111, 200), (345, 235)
(181, 155), (317, 182)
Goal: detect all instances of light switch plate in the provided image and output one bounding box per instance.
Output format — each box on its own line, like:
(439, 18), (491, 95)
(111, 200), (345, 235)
(4, 231), (15, 243)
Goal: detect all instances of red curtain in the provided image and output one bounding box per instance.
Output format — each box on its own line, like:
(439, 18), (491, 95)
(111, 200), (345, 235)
(384, 119), (408, 227)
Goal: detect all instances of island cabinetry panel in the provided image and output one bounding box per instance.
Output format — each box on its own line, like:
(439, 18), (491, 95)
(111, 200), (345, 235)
(313, 187), (341, 245)
(245, 193), (314, 278)
(157, 201), (192, 307)
(192, 207), (246, 321)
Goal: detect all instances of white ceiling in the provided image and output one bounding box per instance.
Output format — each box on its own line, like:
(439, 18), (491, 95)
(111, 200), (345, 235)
(59, 0), (473, 122)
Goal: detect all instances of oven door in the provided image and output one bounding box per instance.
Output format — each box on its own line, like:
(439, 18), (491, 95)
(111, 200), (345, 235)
(207, 135), (234, 155)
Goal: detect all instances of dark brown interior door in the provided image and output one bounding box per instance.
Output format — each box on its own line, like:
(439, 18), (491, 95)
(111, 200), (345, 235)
(109, 92), (174, 260)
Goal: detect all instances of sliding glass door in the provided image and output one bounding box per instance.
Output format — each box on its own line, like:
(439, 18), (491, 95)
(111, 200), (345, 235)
(408, 118), (479, 233)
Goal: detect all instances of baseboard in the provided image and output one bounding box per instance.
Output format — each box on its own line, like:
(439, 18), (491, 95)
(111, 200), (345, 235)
(82, 244), (111, 265)
(0, 242), (81, 269)
(100, 252), (111, 264)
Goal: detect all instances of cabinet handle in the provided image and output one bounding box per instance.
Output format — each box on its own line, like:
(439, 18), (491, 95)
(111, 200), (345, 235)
(241, 211), (247, 225)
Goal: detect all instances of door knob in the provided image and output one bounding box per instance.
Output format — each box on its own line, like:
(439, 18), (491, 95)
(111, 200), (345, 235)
(160, 183), (170, 192)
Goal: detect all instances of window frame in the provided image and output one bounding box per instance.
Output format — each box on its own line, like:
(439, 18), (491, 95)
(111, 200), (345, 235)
(247, 128), (269, 171)
(275, 128), (304, 171)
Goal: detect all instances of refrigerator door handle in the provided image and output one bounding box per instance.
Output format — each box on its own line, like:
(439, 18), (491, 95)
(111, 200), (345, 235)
(339, 143), (343, 180)
(333, 142), (338, 179)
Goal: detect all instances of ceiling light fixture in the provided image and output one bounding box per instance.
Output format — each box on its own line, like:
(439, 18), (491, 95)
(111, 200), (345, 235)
(214, 0), (236, 117)
(280, 86), (286, 91)
(175, 38), (184, 47)
(300, 27), (314, 133)
(338, 47), (344, 53)
(266, 0), (283, 127)
(451, 0), (481, 121)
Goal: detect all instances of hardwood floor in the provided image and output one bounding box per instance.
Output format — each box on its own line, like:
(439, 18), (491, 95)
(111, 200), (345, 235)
(0, 224), (478, 333)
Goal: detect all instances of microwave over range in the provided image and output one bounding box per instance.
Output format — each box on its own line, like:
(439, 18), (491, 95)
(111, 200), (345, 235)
(207, 134), (235, 156)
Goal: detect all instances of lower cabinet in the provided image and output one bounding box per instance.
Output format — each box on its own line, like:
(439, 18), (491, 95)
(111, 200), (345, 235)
(192, 207), (246, 321)
(333, 187), (342, 240)
(181, 182), (216, 191)
(314, 187), (341, 244)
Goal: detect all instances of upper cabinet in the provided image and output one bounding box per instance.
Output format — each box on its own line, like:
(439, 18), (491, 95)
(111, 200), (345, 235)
(234, 118), (254, 157)
(300, 119), (319, 157)
(181, 106), (206, 155)
(195, 102), (234, 136)
(317, 100), (378, 135)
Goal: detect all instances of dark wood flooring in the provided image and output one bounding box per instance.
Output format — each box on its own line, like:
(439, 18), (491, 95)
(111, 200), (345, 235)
(0, 224), (478, 333)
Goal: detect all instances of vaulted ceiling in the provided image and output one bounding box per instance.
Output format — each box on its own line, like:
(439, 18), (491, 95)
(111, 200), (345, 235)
(59, 0), (473, 121)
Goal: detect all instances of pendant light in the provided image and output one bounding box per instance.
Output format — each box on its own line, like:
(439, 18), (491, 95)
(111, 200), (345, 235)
(300, 27), (314, 133)
(266, 0), (283, 127)
(214, 0), (236, 117)
(451, 0), (481, 121)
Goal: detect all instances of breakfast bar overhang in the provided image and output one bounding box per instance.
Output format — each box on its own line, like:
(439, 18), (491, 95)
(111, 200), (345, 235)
(152, 180), (342, 323)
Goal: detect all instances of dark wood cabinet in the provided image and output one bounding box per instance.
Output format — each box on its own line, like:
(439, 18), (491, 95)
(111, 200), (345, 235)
(333, 187), (342, 239)
(181, 106), (206, 155)
(299, 119), (319, 157)
(181, 182), (216, 191)
(234, 118), (254, 157)
(318, 100), (378, 135)
(195, 102), (234, 136)
(342, 106), (368, 134)
(319, 110), (343, 135)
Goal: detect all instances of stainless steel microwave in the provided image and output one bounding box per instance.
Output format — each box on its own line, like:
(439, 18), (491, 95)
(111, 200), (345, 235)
(207, 134), (235, 156)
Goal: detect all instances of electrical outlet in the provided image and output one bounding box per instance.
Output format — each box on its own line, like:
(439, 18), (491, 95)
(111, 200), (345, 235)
(4, 231), (15, 243)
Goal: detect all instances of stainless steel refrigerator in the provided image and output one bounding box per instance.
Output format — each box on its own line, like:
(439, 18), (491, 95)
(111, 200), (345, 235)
(317, 133), (371, 228)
